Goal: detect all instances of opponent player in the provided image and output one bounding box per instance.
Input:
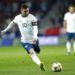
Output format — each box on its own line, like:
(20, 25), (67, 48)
(64, 4), (75, 55)
(1, 3), (45, 71)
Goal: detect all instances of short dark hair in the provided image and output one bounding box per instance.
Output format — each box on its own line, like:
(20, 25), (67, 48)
(21, 3), (29, 9)
(69, 4), (75, 7)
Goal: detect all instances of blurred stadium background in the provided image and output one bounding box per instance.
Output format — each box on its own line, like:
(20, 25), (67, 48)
(0, 0), (75, 75)
(1, 0), (75, 46)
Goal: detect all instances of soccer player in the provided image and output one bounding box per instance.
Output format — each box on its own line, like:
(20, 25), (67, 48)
(1, 3), (45, 71)
(64, 4), (75, 55)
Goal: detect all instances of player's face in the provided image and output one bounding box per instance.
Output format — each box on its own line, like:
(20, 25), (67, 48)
(21, 8), (29, 16)
(69, 6), (75, 13)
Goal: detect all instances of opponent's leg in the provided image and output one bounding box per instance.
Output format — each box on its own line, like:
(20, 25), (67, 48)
(73, 33), (75, 54)
(73, 41), (75, 53)
(66, 41), (71, 55)
(66, 33), (72, 55)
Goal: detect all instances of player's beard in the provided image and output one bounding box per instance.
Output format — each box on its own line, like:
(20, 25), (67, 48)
(21, 13), (29, 17)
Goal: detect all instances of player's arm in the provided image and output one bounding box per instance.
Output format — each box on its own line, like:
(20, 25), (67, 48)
(63, 13), (67, 32)
(63, 20), (67, 30)
(1, 21), (16, 34)
(32, 21), (38, 44)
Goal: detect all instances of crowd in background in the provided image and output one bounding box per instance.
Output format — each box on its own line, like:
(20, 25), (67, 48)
(0, 0), (75, 36)
(0, 0), (55, 30)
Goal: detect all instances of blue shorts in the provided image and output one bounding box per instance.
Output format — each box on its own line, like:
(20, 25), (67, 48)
(21, 40), (40, 53)
(66, 32), (75, 41)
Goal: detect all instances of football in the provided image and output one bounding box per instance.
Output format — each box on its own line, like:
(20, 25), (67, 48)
(51, 62), (62, 72)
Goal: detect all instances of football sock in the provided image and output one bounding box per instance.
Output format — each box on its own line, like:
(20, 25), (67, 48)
(66, 41), (71, 53)
(73, 42), (75, 53)
(30, 53), (41, 65)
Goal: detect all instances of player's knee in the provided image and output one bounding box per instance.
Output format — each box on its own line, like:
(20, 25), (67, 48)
(29, 49), (35, 55)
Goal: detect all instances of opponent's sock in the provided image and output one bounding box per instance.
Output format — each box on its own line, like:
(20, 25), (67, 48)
(66, 41), (71, 55)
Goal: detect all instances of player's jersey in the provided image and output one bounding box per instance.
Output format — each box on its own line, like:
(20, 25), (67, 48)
(64, 12), (75, 33)
(13, 14), (38, 43)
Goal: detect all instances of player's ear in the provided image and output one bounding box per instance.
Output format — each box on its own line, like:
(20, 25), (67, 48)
(20, 7), (22, 11)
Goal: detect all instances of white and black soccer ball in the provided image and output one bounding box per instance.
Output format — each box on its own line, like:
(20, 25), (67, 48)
(51, 62), (62, 72)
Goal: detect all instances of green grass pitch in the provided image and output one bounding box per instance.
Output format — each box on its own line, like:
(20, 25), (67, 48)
(0, 45), (75, 75)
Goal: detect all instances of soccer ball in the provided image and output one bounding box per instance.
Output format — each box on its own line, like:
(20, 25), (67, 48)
(51, 62), (62, 72)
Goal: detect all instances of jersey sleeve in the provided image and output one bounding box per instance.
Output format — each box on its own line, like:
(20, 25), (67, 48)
(1, 21), (15, 33)
(31, 15), (38, 39)
(31, 16), (38, 26)
(33, 26), (38, 40)
(13, 16), (18, 24)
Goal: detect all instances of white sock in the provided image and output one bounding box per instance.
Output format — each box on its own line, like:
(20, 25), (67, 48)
(73, 42), (75, 53)
(66, 41), (71, 53)
(30, 53), (41, 65)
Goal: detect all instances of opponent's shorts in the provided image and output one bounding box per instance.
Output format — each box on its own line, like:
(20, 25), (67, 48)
(66, 32), (75, 41)
(21, 40), (40, 53)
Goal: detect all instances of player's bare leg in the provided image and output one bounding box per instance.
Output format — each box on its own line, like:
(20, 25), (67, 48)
(29, 48), (45, 71)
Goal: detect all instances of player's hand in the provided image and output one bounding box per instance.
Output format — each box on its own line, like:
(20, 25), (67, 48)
(32, 39), (37, 44)
(62, 28), (66, 34)
(1, 31), (5, 35)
